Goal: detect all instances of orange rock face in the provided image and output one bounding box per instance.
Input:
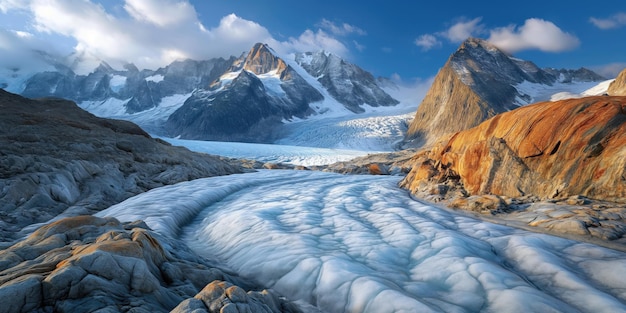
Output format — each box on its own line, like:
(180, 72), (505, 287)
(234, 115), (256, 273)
(608, 68), (626, 96)
(400, 96), (626, 203)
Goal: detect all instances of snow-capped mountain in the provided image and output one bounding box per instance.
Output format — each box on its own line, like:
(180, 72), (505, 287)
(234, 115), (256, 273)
(295, 51), (399, 113)
(404, 37), (607, 148)
(8, 43), (400, 142)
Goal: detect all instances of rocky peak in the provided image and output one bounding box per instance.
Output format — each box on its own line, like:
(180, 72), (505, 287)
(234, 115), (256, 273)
(243, 43), (288, 75)
(608, 68), (626, 96)
(403, 37), (605, 148)
(295, 50), (399, 113)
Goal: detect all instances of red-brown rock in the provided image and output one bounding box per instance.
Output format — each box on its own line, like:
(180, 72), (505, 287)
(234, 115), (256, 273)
(400, 96), (626, 203)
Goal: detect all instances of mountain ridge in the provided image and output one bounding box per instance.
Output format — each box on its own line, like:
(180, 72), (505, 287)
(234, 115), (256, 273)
(404, 37), (606, 148)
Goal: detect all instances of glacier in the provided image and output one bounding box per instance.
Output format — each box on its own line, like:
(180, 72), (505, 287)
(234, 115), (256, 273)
(97, 170), (626, 313)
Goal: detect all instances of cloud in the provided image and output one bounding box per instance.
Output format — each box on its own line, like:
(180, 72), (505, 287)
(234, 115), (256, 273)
(590, 62), (626, 78)
(317, 19), (366, 36)
(276, 29), (349, 57)
(0, 0), (355, 73)
(0, 0), (27, 13)
(589, 12), (626, 30)
(414, 34), (441, 51)
(487, 18), (579, 53)
(353, 40), (365, 52)
(440, 17), (484, 43)
(124, 0), (196, 27)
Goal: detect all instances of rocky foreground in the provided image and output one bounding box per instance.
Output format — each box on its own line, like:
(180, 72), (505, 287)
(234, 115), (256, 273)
(0, 90), (310, 312)
(0, 216), (302, 313)
(400, 96), (626, 246)
(0, 89), (243, 244)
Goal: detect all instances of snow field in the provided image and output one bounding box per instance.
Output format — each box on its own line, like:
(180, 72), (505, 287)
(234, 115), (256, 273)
(97, 170), (626, 313)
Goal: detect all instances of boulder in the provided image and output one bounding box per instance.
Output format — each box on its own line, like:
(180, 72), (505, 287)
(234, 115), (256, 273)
(0, 216), (302, 313)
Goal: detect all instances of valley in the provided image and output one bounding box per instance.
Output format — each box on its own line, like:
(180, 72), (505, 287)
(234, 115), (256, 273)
(0, 23), (625, 313)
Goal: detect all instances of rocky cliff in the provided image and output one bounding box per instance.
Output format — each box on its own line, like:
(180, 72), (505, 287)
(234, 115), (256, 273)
(404, 37), (605, 148)
(400, 96), (626, 203)
(608, 68), (626, 96)
(0, 89), (242, 243)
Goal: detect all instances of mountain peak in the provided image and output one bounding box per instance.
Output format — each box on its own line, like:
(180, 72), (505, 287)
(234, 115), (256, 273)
(404, 38), (605, 148)
(243, 42), (287, 75)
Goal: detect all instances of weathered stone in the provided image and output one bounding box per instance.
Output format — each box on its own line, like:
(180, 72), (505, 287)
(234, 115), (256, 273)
(401, 96), (626, 203)
(608, 68), (626, 96)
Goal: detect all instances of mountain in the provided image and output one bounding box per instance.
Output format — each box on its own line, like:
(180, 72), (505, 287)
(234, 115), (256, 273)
(295, 51), (399, 113)
(400, 95), (626, 203)
(404, 37), (606, 148)
(9, 43), (399, 142)
(164, 43), (323, 141)
(608, 68), (626, 96)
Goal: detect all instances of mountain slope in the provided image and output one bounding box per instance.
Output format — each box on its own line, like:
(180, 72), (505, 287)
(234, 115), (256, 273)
(296, 51), (399, 113)
(401, 96), (626, 202)
(608, 68), (626, 96)
(404, 37), (606, 148)
(0, 89), (242, 242)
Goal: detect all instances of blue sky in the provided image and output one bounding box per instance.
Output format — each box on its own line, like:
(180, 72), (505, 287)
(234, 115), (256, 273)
(1, 0), (625, 83)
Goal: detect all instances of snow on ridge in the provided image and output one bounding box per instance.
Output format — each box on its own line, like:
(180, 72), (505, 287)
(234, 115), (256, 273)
(515, 80), (611, 105)
(257, 70), (285, 96)
(79, 97), (130, 117)
(145, 74), (164, 83)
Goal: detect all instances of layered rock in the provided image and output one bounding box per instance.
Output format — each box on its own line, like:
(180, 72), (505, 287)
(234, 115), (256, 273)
(0, 216), (301, 313)
(404, 37), (605, 147)
(0, 90), (242, 243)
(400, 96), (626, 203)
(608, 68), (626, 96)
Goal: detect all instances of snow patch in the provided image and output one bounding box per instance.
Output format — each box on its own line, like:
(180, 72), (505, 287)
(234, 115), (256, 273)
(161, 137), (373, 166)
(78, 97), (131, 117)
(109, 75), (126, 92)
(515, 80), (611, 105)
(145, 74), (164, 83)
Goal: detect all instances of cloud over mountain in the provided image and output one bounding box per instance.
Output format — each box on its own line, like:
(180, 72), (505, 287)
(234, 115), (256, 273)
(487, 18), (580, 53)
(0, 0), (355, 72)
(414, 17), (579, 54)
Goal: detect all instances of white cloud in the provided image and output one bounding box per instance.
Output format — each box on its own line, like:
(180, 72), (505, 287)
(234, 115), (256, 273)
(589, 12), (626, 30)
(0, 0), (27, 13)
(440, 17), (484, 43)
(124, 0), (196, 27)
(414, 34), (441, 51)
(276, 29), (349, 57)
(353, 40), (365, 52)
(590, 62), (626, 78)
(0, 0), (356, 73)
(317, 19), (366, 36)
(487, 18), (579, 53)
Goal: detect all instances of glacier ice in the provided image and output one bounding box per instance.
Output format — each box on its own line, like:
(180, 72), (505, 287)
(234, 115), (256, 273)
(97, 170), (626, 313)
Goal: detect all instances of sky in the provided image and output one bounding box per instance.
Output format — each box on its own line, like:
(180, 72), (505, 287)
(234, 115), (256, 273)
(0, 0), (625, 84)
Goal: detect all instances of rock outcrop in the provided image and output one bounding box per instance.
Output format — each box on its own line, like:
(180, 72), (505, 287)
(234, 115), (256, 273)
(404, 37), (605, 148)
(608, 68), (626, 96)
(400, 96), (626, 203)
(0, 89), (242, 243)
(0, 216), (301, 313)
